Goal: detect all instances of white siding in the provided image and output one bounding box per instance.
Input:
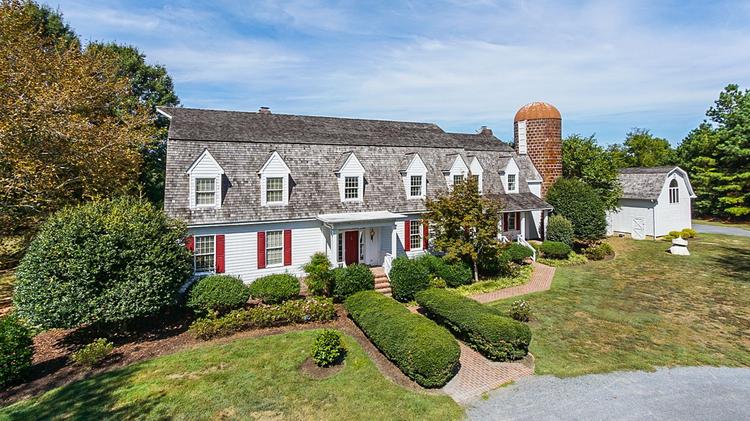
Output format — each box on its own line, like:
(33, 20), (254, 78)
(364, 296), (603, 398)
(259, 152), (291, 206)
(653, 173), (693, 236)
(337, 154), (365, 202)
(189, 220), (325, 283)
(469, 157), (484, 193)
(394, 218), (426, 258)
(403, 154), (427, 199)
(607, 199), (655, 238)
(445, 155), (469, 189)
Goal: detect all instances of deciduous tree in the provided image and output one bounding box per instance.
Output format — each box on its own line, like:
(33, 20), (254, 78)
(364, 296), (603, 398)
(561, 134), (622, 210)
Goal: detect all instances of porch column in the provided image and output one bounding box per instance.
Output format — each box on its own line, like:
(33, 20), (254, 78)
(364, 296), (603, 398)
(520, 212), (526, 239)
(330, 227), (338, 266)
(391, 223), (398, 257)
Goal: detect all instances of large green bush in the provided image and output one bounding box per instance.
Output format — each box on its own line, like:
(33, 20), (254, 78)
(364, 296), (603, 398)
(302, 252), (334, 296)
(389, 256), (430, 301)
(344, 291), (459, 387)
(546, 179), (607, 242)
(546, 214), (574, 246)
(190, 297), (336, 340)
(539, 241), (572, 259)
(13, 198), (193, 329)
(415, 254), (473, 288)
(248, 274), (300, 304)
(0, 315), (33, 389)
(331, 264), (374, 302)
(477, 246), (513, 277)
(415, 288), (531, 361)
(503, 243), (534, 264)
(187, 275), (250, 315)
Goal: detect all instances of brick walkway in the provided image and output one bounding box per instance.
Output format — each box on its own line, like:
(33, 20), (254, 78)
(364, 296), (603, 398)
(470, 261), (555, 304)
(443, 343), (534, 403)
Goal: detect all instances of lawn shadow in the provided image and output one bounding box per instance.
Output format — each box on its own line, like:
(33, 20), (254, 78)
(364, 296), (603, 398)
(708, 243), (750, 283)
(2, 364), (161, 420)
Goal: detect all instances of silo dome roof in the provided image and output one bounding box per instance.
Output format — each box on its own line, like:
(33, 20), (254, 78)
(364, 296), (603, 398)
(514, 102), (561, 122)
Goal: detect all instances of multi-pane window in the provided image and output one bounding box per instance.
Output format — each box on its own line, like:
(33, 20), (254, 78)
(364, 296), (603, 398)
(410, 175), (423, 197)
(359, 231), (365, 262)
(344, 176), (359, 199)
(506, 213), (517, 231)
(669, 179), (679, 203)
(266, 230), (283, 266)
(453, 174), (464, 186)
(471, 174), (480, 191)
(266, 177), (284, 203)
(194, 235), (215, 273)
(410, 220), (422, 250)
(195, 178), (216, 206)
(337, 233), (344, 263)
(507, 174), (517, 192)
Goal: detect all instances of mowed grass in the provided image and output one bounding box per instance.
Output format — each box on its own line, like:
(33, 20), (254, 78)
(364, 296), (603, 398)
(693, 218), (750, 230)
(0, 330), (462, 420)
(489, 234), (750, 377)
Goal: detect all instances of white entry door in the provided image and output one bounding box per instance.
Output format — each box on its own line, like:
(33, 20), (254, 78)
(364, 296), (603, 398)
(631, 217), (645, 240)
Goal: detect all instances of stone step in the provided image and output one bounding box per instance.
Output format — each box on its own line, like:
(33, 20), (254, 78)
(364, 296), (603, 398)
(375, 287), (392, 295)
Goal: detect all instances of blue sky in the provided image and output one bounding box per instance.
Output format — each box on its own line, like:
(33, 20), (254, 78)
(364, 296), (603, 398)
(44, 0), (750, 145)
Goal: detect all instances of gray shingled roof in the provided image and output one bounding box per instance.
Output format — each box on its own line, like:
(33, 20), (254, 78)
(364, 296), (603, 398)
(485, 193), (553, 212)
(618, 166), (676, 200)
(161, 107), (551, 225)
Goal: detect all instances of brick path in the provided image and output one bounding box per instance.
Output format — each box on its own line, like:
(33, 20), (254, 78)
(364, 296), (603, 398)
(470, 261), (555, 304)
(443, 343), (534, 403)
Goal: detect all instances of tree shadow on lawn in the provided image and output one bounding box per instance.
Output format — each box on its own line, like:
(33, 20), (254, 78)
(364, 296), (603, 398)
(707, 243), (750, 283)
(3, 364), (161, 420)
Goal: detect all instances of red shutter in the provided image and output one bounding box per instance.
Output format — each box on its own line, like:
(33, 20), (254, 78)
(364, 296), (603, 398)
(283, 229), (292, 266)
(503, 213), (508, 231)
(257, 231), (266, 269)
(423, 221), (429, 249)
(216, 235), (225, 273)
(185, 235), (194, 252)
(516, 212), (521, 229)
(404, 220), (411, 251)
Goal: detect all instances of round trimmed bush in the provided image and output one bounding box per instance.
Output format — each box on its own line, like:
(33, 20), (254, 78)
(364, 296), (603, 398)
(0, 315), (33, 388)
(503, 243), (534, 264)
(302, 252), (334, 296)
(390, 257), (430, 301)
(539, 241), (572, 259)
(546, 179), (607, 242)
(13, 197), (193, 329)
(249, 274), (300, 304)
(187, 275), (250, 315)
(331, 264), (374, 302)
(546, 214), (574, 246)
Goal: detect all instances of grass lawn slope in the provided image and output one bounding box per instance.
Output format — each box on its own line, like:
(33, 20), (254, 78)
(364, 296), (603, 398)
(1, 330), (462, 420)
(490, 234), (750, 377)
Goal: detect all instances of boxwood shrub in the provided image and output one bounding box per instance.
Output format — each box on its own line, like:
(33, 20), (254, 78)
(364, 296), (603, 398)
(248, 274), (300, 304)
(415, 254), (473, 288)
(539, 241), (572, 259)
(344, 291), (459, 388)
(187, 274), (251, 315)
(503, 243), (534, 264)
(0, 315), (33, 388)
(389, 256), (429, 301)
(546, 214), (574, 246)
(415, 288), (531, 361)
(331, 264), (374, 302)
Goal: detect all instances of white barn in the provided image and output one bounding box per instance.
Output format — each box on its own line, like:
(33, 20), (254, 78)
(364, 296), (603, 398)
(607, 166), (697, 239)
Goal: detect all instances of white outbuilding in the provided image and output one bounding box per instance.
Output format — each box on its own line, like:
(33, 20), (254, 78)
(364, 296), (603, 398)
(607, 166), (697, 239)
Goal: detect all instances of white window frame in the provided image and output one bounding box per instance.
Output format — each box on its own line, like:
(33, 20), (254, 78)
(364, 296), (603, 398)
(265, 230), (284, 267)
(409, 220), (423, 251)
(410, 175), (424, 198)
(453, 174), (464, 186)
(187, 149), (224, 210)
(507, 174), (517, 193)
(258, 151), (291, 207)
(194, 235), (216, 274)
(194, 178), (216, 207)
(506, 213), (517, 231)
(344, 176), (360, 200)
(265, 177), (284, 204)
(669, 179), (679, 204)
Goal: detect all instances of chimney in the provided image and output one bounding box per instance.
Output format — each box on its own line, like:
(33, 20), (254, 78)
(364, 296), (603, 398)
(479, 126), (493, 136)
(258, 106), (271, 114)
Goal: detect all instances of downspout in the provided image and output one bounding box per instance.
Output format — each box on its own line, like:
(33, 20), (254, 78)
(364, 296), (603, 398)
(652, 200), (656, 241)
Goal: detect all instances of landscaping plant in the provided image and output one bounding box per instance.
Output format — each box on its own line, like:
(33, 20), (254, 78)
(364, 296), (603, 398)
(415, 254), (473, 288)
(546, 215), (574, 246)
(583, 243), (615, 261)
(508, 300), (532, 322)
(71, 338), (115, 367)
(187, 275), (250, 315)
(0, 314), (33, 389)
(415, 288), (531, 361)
(389, 256), (430, 301)
(503, 243), (534, 264)
(248, 274), (300, 304)
(13, 197), (193, 329)
(546, 178), (607, 242)
(344, 291), (460, 388)
(681, 228), (697, 239)
(303, 252), (334, 296)
(311, 329), (345, 367)
(330, 264), (374, 302)
(539, 241), (572, 259)
(477, 245), (514, 277)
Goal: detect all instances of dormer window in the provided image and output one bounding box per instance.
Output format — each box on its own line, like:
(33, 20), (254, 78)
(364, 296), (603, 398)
(402, 153), (427, 199)
(195, 178), (216, 206)
(669, 179), (679, 203)
(258, 151), (291, 206)
(187, 149), (224, 209)
(469, 157), (484, 194)
(445, 155), (469, 190)
(266, 177), (284, 203)
(336, 152), (365, 202)
(453, 174), (464, 185)
(508, 174), (517, 192)
(345, 176), (360, 199)
(410, 175), (424, 197)
(502, 158), (520, 193)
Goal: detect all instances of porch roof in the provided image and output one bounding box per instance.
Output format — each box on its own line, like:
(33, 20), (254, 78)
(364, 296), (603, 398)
(486, 192), (553, 212)
(316, 210), (407, 225)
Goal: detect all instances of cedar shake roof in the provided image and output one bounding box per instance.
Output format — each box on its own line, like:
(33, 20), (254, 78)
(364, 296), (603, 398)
(160, 107), (551, 225)
(618, 166), (680, 200)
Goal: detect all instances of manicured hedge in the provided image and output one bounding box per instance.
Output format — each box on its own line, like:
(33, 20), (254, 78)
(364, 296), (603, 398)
(248, 274), (300, 304)
(344, 291), (459, 387)
(503, 243), (534, 264)
(415, 254), (473, 288)
(539, 241), (572, 259)
(331, 264), (374, 302)
(187, 274), (250, 315)
(415, 288), (531, 361)
(389, 256), (429, 301)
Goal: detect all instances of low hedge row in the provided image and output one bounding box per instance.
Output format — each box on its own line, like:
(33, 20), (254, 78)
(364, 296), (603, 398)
(344, 291), (460, 388)
(415, 288), (531, 361)
(189, 297), (336, 340)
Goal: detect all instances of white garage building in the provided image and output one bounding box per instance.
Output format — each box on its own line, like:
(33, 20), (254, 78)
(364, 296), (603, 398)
(607, 166), (697, 239)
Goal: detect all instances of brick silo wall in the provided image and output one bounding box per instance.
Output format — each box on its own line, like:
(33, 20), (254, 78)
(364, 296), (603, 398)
(514, 118), (562, 198)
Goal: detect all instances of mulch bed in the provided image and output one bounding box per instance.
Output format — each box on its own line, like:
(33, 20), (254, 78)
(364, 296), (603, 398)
(1, 304), (435, 406)
(299, 357), (345, 379)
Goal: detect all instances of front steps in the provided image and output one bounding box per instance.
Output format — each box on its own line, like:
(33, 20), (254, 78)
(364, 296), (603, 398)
(371, 266), (392, 296)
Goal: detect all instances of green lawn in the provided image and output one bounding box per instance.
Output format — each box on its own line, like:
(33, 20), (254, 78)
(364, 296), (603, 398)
(693, 218), (750, 230)
(489, 234), (750, 377)
(1, 330), (462, 420)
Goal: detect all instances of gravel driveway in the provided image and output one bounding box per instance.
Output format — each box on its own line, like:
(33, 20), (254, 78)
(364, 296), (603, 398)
(467, 367), (750, 421)
(694, 223), (750, 237)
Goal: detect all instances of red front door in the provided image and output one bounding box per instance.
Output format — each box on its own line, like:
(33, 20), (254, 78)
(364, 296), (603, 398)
(344, 231), (359, 266)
